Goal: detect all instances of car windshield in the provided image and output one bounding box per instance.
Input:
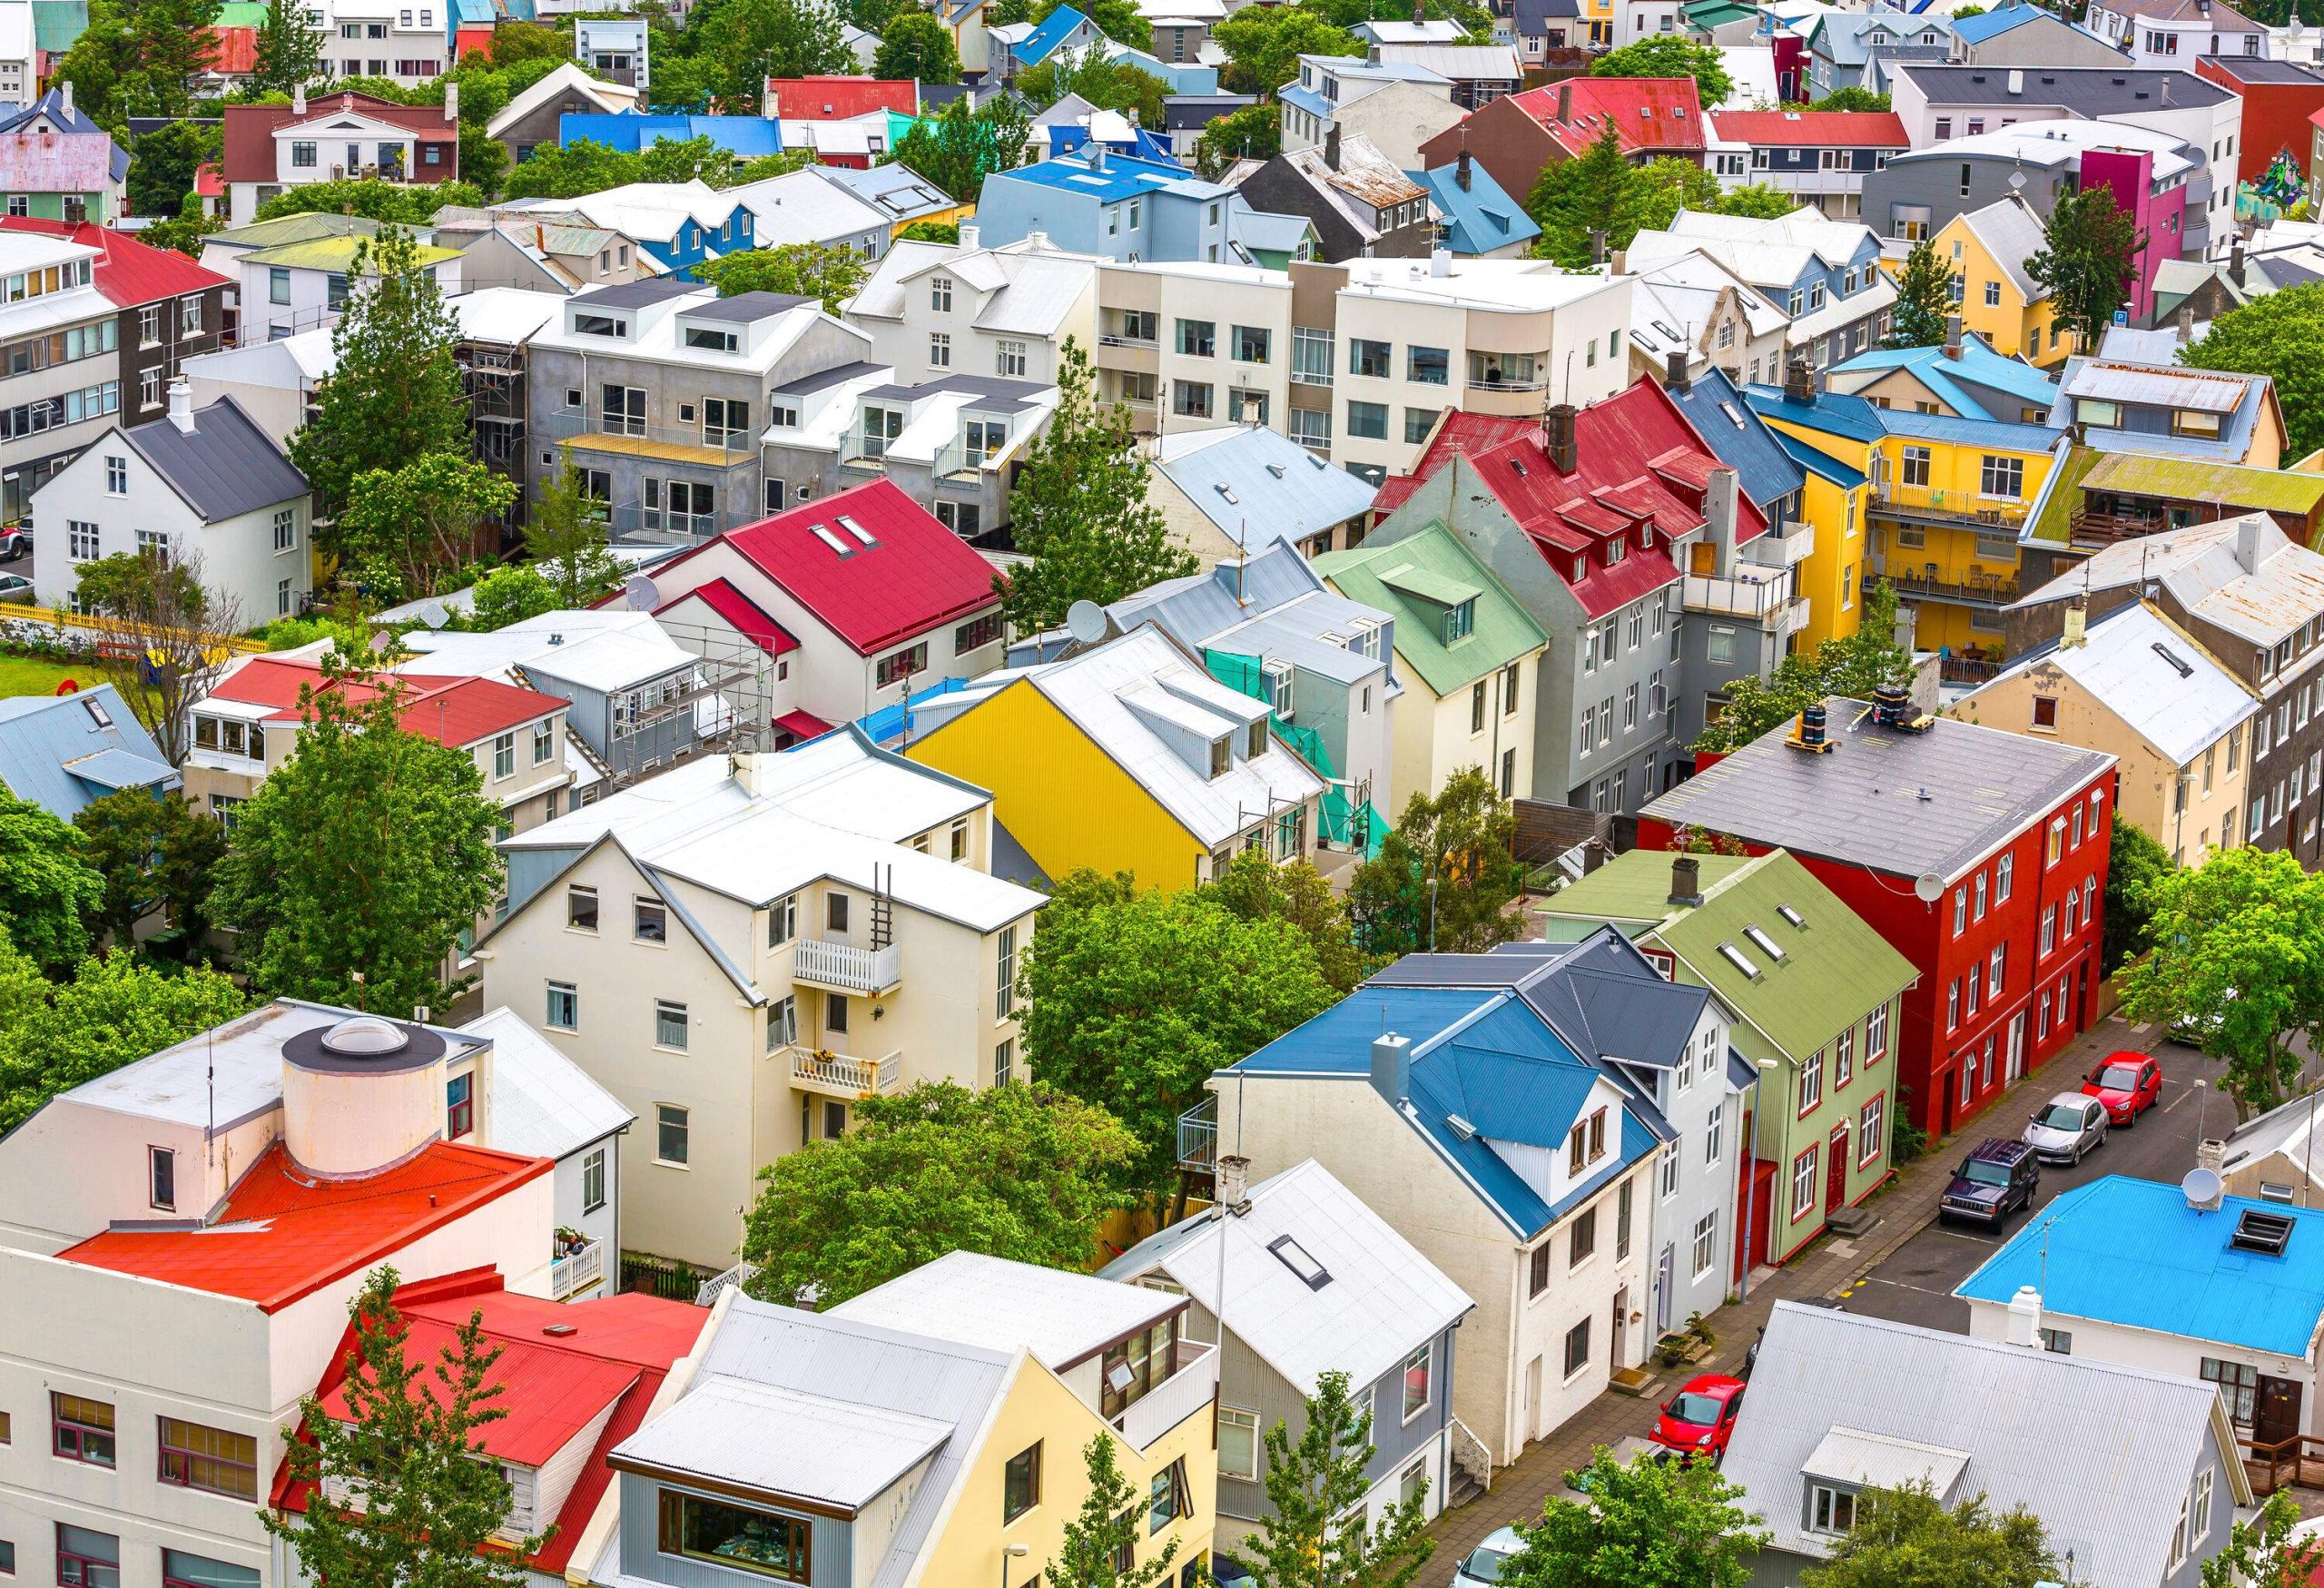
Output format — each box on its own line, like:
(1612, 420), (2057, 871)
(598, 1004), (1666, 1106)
(2098, 1063), (2143, 1090)
(1460, 1547), (1512, 1583)
(1961, 1160), (2013, 1186)
(1669, 1391), (1725, 1424)
(2037, 1104), (2088, 1129)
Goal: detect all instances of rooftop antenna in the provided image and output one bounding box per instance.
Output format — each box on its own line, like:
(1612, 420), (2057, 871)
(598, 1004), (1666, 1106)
(1236, 518), (1248, 607)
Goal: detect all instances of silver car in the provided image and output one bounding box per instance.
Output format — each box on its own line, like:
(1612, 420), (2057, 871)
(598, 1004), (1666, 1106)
(2024, 1092), (2108, 1165)
(1453, 1526), (1523, 1584)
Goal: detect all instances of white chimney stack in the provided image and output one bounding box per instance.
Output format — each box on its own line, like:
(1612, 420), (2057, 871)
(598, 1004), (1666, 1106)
(444, 81), (458, 123)
(2004, 1285), (2043, 1347)
(292, 84), (306, 115)
(58, 80), (71, 115)
(1216, 1151), (1250, 1213)
(959, 222), (980, 251)
(2237, 514), (2268, 575)
(166, 377), (195, 434)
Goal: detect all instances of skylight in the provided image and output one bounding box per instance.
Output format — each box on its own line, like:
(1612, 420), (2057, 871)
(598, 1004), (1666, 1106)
(812, 525), (850, 554)
(1777, 903), (1807, 929)
(1717, 942), (1762, 980)
(836, 514), (878, 546)
(81, 695), (112, 728)
(1742, 925), (1787, 962)
(1267, 1234), (1333, 1290)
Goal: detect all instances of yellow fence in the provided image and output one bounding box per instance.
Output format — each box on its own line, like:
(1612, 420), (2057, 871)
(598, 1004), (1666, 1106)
(4, 604), (268, 658)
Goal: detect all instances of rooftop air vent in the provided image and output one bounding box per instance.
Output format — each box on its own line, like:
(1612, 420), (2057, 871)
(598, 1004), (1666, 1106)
(541, 1323), (579, 1336)
(1447, 1113), (1477, 1140)
(2234, 1208), (2296, 1256)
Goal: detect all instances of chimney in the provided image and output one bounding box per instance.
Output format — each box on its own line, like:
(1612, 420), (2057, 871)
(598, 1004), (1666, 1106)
(1668, 854), (1703, 905)
(1216, 1152), (1251, 1212)
(292, 84), (307, 114)
(1367, 42), (1383, 63)
(1090, 143), (1107, 171)
(1429, 247), (1450, 277)
(728, 752), (765, 797)
(58, 80), (70, 115)
(1706, 464), (1739, 576)
(1027, 229), (1049, 250)
(1590, 227), (1607, 267)
(444, 81), (458, 123)
(1558, 83), (1571, 122)
(2004, 1285), (2043, 1348)
(1456, 147), (1472, 192)
(2237, 513), (2267, 574)
(1413, 0), (1424, 19)
(2199, 1137), (2227, 1173)
(1783, 354), (1814, 406)
(763, 83), (778, 118)
(1370, 1032), (1413, 1102)
(1943, 313), (1963, 359)
(2230, 236), (2246, 288)
(1546, 402), (1579, 472)
(1666, 347), (1689, 391)
(960, 222), (980, 251)
(2178, 301), (2196, 341)
(2062, 597), (2088, 649)
(165, 377), (195, 434)
(1324, 123), (1343, 171)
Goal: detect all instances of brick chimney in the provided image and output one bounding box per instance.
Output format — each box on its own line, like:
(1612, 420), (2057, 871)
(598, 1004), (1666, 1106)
(1324, 122), (1342, 170)
(1456, 146), (1472, 191)
(1668, 854), (1703, 906)
(1784, 354), (1815, 407)
(1546, 402), (1579, 471)
(1666, 347), (1689, 391)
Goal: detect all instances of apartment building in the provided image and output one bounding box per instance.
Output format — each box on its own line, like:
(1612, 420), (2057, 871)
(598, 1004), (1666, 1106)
(319, 0), (451, 85)
(1627, 207), (1896, 370)
(0, 228), (123, 524)
(845, 231), (1100, 390)
(219, 87), (459, 225)
(1092, 257), (1294, 438)
(1625, 249), (1791, 389)
(1702, 110), (1909, 222)
(2086, 0), (2270, 66)
(480, 732), (1045, 1268)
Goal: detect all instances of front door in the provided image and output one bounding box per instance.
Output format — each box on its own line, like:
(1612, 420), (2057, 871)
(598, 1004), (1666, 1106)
(2005, 1011), (2028, 1082)
(2258, 1375), (2304, 1450)
(1611, 1287), (1629, 1370)
(1827, 1124), (1851, 1214)
(1655, 1245), (1674, 1331)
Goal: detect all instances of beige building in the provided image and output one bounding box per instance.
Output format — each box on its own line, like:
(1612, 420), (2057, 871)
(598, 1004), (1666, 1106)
(1953, 600), (2259, 865)
(476, 731), (1046, 1270)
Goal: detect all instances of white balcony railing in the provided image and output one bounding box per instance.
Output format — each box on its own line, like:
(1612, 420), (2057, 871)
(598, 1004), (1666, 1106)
(549, 1238), (604, 1300)
(786, 1044), (906, 1098)
(1684, 572), (1796, 623)
(1746, 521), (1816, 568)
(792, 937), (902, 995)
(1116, 1339), (1218, 1451)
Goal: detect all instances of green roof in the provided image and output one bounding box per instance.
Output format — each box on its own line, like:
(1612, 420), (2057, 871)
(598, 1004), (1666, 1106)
(2027, 443), (2102, 545)
(1315, 522), (1545, 696)
(1379, 564), (1480, 609)
(214, 2), (270, 23)
(2081, 450), (2324, 514)
(241, 235), (462, 271)
(203, 212), (381, 250)
(1541, 850), (1917, 1060)
(32, 0), (89, 54)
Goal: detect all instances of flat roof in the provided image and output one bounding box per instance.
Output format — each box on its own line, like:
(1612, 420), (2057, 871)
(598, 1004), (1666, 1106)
(831, 1249), (1183, 1369)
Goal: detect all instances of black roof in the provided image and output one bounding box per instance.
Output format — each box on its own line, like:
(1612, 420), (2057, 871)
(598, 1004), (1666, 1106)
(1893, 62), (2235, 108)
(2202, 57), (2324, 84)
(683, 290), (810, 322)
(1163, 94), (1256, 130)
(773, 358), (887, 396)
(572, 277), (700, 310)
(125, 396), (309, 524)
(858, 372), (1049, 410)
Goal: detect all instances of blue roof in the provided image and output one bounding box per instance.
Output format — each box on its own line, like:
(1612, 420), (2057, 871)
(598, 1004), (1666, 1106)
(1951, 2), (2041, 43)
(1831, 332), (2059, 421)
(1044, 125), (1182, 164)
(0, 685), (176, 821)
(1777, 434), (1866, 489)
(1877, 405), (2060, 451)
(1742, 384), (1887, 444)
(1663, 367), (1807, 511)
(1958, 1176), (2324, 1358)
(1406, 163), (1539, 258)
(1279, 83), (1332, 120)
(995, 151), (1206, 202)
(1019, 4), (1093, 66)
(557, 113), (784, 159)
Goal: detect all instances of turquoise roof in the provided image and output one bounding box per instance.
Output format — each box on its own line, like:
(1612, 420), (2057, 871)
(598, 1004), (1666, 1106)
(1831, 331), (2059, 420)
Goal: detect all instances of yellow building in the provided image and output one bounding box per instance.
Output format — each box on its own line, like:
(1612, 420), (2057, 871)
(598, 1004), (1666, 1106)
(1785, 443), (1873, 648)
(1933, 195), (2079, 367)
(901, 625), (1329, 890)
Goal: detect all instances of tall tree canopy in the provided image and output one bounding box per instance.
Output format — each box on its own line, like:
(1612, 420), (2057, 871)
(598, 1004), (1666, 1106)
(1590, 34), (1731, 102)
(1241, 1372), (1434, 1588)
(1886, 239), (1952, 349)
(885, 96), (1033, 202)
(0, 943), (244, 1131)
(1346, 767), (1522, 959)
(872, 12), (960, 78)
(2184, 282), (2324, 462)
(251, 0), (327, 94)
(694, 241), (868, 312)
(73, 790), (225, 948)
(2102, 813), (2175, 975)
(1530, 123), (1651, 268)
(1801, 1482), (2053, 1588)
(126, 119), (216, 218)
(1210, 4), (1360, 96)
(1193, 100), (1280, 179)
(1500, 1449), (1767, 1588)
(2026, 183), (2143, 349)
(0, 793), (107, 972)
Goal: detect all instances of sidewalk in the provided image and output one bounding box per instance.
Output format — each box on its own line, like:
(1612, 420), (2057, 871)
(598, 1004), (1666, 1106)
(1422, 1011), (2159, 1563)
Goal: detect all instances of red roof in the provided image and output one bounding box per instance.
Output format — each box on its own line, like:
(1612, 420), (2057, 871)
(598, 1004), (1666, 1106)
(1706, 109), (1908, 147)
(453, 25), (496, 61)
(211, 657), (560, 745)
(222, 92), (458, 184)
(205, 25), (258, 75)
(1508, 76), (1707, 159)
(61, 1141), (550, 1312)
(765, 75), (918, 119)
(774, 708), (835, 740)
(194, 161), (224, 197)
(653, 478), (1000, 656)
(662, 576), (799, 656)
(0, 216), (230, 303)
(278, 1271), (709, 1576)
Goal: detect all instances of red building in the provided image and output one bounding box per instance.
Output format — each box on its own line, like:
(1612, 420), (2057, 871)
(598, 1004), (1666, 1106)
(2195, 56), (2324, 186)
(1635, 696), (2119, 1140)
(1416, 77), (1706, 228)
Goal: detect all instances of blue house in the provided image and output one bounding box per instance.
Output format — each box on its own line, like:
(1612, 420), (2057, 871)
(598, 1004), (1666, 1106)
(0, 684), (176, 822)
(556, 111), (784, 167)
(519, 182), (753, 278)
(1661, 365), (1808, 531)
(973, 147), (1293, 262)
(1105, 41), (1219, 95)
(990, 3), (1102, 76)
(1406, 156), (1538, 259)
(1826, 331), (2059, 423)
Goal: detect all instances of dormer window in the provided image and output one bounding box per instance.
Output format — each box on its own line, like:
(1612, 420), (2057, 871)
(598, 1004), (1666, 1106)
(1210, 735), (1230, 777)
(1444, 597), (1475, 643)
(1246, 718), (1266, 758)
(572, 312), (625, 338)
(1604, 538), (1627, 568)
(931, 274), (952, 311)
(683, 325), (739, 352)
(1573, 558), (1587, 581)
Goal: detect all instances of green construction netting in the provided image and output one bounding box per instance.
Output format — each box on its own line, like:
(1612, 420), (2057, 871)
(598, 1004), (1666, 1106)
(1207, 647), (1383, 858)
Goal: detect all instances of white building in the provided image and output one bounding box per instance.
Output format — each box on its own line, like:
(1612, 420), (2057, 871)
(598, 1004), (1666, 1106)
(1279, 55), (1462, 172)
(320, 0), (451, 86)
(0, 229), (120, 524)
(1095, 258), (1293, 438)
(0, 4), (32, 108)
(2084, 0), (2271, 65)
(845, 230), (1101, 389)
(180, 330), (331, 448)
(1624, 249), (1793, 388)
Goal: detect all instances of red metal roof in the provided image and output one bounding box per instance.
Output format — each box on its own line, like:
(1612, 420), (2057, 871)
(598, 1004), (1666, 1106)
(205, 25), (258, 75)
(651, 478), (1000, 656)
(662, 576), (799, 656)
(211, 657), (560, 745)
(774, 708), (835, 740)
(1506, 76), (1707, 159)
(222, 93), (458, 183)
(453, 25), (495, 61)
(765, 75), (917, 119)
(61, 1141), (550, 1313)
(194, 161), (224, 197)
(0, 217), (231, 305)
(1707, 109), (1908, 147)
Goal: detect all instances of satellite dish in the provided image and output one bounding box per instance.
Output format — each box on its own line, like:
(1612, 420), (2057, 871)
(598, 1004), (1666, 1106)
(369, 629), (394, 653)
(625, 573), (663, 612)
(1913, 872), (1945, 902)
(2008, 171), (2027, 190)
(2181, 1166), (2224, 1211)
(1065, 599), (1111, 646)
(417, 599), (449, 630)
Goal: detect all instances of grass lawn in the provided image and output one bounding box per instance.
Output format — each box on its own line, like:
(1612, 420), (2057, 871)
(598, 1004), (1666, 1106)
(0, 652), (88, 700)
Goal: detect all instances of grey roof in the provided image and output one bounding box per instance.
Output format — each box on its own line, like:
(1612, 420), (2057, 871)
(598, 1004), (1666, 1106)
(458, 1006), (632, 1159)
(832, 1249), (1182, 1370)
(1151, 423), (1378, 546)
(2017, 514), (2324, 647)
(0, 684), (175, 820)
(123, 396), (308, 523)
(1970, 602), (2259, 766)
(683, 290), (809, 322)
(1723, 1301), (2242, 1583)
(1374, 928), (1712, 1074)
(571, 276), (699, 310)
(1639, 696), (2116, 883)
(1890, 61), (2236, 109)
(857, 371), (1049, 411)
(616, 1375), (955, 1510)
(1164, 94), (1256, 130)
(773, 357), (889, 396)
(989, 818), (1051, 890)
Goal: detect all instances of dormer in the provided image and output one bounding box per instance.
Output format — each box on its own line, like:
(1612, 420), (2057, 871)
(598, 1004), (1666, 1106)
(567, 301), (633, 340)
(1379, 560), (1481, 643)
(672, 291), (807, 359)
(1120, 676), (1264, 781)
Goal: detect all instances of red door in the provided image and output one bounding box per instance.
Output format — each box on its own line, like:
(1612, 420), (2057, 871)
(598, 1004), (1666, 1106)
(1826, 1124), (1851, 1213)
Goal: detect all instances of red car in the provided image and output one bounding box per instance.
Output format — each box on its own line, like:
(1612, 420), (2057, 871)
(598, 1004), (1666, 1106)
(1649, 1373), (1747, 1460)
(2083, 1051), (2163, 1126)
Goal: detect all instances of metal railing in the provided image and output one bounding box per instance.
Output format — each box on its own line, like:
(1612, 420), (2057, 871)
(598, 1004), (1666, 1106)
(549, 1238), (604, 1300)
(1099, 332), (1157, 350)
(786, 1043), (906, 1097)
(2068, 505), (2172, 547)
(1880, 565), (2020, 607)
(1683, 572), (1795, 622)
(1467, 375), (1547, 393)
(1177, 1096), (1217, 1169)
(793, 938), (902, 995)
(1870, 479), (2029, 529)
(541, 408), (758, 459)
(1115, 1339), (1217, 1451)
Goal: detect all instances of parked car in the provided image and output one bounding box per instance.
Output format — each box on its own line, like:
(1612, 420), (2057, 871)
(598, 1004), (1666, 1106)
(1453, 1526), (1523, 1584)
(1211, 1554), (1254, 1588)
(2083, 1051), (2162, 1126)
(1938, 1138), (2039, 1229)
(1649, 1373), (1747, 1460)
(2024, 1092), (2108, 1165)
(0, 573), (34, 605)
(0, 525), (26, 561)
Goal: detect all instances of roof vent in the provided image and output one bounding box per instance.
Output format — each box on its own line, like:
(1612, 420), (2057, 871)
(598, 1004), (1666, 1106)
(1266, 1233), (1333, 1289)
(2152, 642), (2193, 677)
(541, 1322), (579, 1336)
(2233, 1207), (2296, 1256)
(319, 1014), (409, 1059)
(1447, 1113), (1477, 1140)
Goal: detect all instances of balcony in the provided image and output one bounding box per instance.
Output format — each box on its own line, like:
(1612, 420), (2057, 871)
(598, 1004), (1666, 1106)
(1747, 521), (1816, 567)
(792, 937), (902, 996)
(549, 1237), (604, 1300)
(1684, 572), (1801, 628)
(1869, 479), (2028, 531)
(1466, 375), (1548, 393)
(1177, 1095), (1217, 1170)
(541, 409), (756, 469)
(1876, 561), (2021, 609)
(786, 1043), (906, 1098)
(1115, 1338), (1218, 1452)
(1098, 332), (1157, 350)
(2067, 505), (2173, 548)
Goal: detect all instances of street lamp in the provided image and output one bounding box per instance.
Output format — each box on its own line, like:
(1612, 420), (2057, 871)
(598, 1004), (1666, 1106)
(1001, 1543), (1029, 1588)
(1738, 1058), (1778, 1304)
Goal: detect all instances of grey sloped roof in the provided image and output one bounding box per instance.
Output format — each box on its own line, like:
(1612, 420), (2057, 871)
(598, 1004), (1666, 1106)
(123, 396), (307, 522)
(1723, 1301), (2243, 1584)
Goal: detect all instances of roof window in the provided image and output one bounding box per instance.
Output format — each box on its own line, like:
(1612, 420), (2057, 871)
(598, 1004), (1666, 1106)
(2234, 1208), (2296, 1257)
(1742, 925), (1787, 962)
(2152, 642), (2193, 678)
(1267, 1233), (1333, 1289)
(81, 695), (113, 728)
(1777, 903), (1807, 929)
(836, 513), (877, 547)
(812, 525), (852, 555)
(1717, 942), (1762, 980)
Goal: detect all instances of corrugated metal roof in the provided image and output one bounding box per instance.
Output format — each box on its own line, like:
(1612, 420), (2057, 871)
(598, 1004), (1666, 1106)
(119, 394), (309, 523)
(2064, 359), (2254, 414)
(1666, 368), (1807, 513)
(1801, 1426), (1974, 1493)
(1973, 603), (2259, 765)
(1406, 160), (1539, 257)
(834, 1250), (1180, 1368)
(2019, 514), (2324, 646)
(616, 1375), (954, 1509)
(1315, 522), (1546, 696)
(0, 684), (176, 818)
(2079, 448), (2324, 514)
(1155, 424), (1376, 544)
(1829, 327), (2058, 420)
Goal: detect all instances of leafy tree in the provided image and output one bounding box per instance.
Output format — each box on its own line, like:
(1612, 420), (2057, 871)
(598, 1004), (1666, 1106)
(478, 18), (569, 64)
(897, 219), (958, 242)
(872, 12), (960, 78)
(498, 137), (643, 199)
(1019, 47), (1167, 129)
(523, 461), (624, 607)
(74, 546), (245, 762)
(2119, 845), (2324, 1121)
(1206, 849), (1364, 993)
(1529, 123), (1649, 269)
(638, 132), (734, 183)
(140, 195), (212, 259)
(1691, 578), (1911, 751)
(0, 794), (106, 971)
(73, 791), (226, 948)
(695, 240), (868, 313)
(264, 1267), (547, 1588)
(1346, 767), (1521, 958)
(338, 452), (520, 603)
(464, 565), (559, 631)
(1637, 155), (1721, 233)
(1243, 1371), (1433, 1588)
(1590, 34), (1731, 103)
(2102, 813), (2175, 975)
(1047, 1434), (1178, 1588)
(694, 0), (853, 108)
(1714, 182), (1796, 219)
(1498, 1448), (1767, 1588)
(1802, 1482), (2053, 1588)
(1193, 99), (1279, 179)
(0, 950), (244, 1130)
(723, 147), (819, 185)
(54, 0), (143, 132)
(458, 123), (509, 199)
(2184, 283), (2324, 462)
(886, 95), (1033, 202)
(1305, 0), (1493, 30)
(255, 177), (486, 224)
(1886, 239), (1952, 349)
(1211, 4), (1360, 96)
(1810, 86), (1890, 111)
(291, 225), (469, 534)
(2201, 1488), (2324, 1588)
(997, 337), (1196, 633)
(251, 0), (327, 94)
(136, 0), (223, 115)
(848, 0), (911, 32)
(739, 1081), (1137, 1305)
(127, 120), (215, 218)
(2026, 182), (2143, 350)
(211, 646), (505, 1014)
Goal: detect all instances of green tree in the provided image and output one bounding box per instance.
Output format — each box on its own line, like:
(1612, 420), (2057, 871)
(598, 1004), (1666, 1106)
(638, 132), (733, 183)
(0, 950), (244, 1130)
(291, 225), (469, 536)
(1886, 239), (1953, 349)
(2102, 813), (2175, 975)
(1713, 182), (1797, 219)
(1047, 1433), (1178, 1588)
(251, 0), (327, 94)
(872, 12), (960, 78)
(1345, 766), (1521, 959)
(1305, 0), (1493, 32)
(1810, 86), (1890, 111)
(2026, 182), (2144, 350)
(135, 0), (223, 114)
(848, 0), (911, 32)
(523, 461), (623, 607)
(694, 240), (868, 312)
(1019, 47), (1167, 129)
(694, 0), (853, 108)
(337, 452), (520, 602)
(1193, 99), (1279, 179)
(72, 790), (226, 948)
(464, 565), (559, 630)
(140, 195), (212, 259)
(74, 546), (245, 762)
(255, 176), (487, 223)
(2119, 845), (2324, 1121)
(1210, 4), (1360, 95)
(1802, 1482), (2053, 1588)
(1498, 1448), (1767, 1588)
(211, 646), (505, 1013)
(0, 794), (106, 971)
(739, 1081), (1137, 1305)
(2184, 283), (2324, 462)
(2201, 1489), (2324, 1588)
(1243, 1371), (1433, 1588)
(721, 147), (819, 185)
(497, 136), (644, 199)
(1206, 848), (1364, 993)
(897, 219), (958, 242)
(885, 94), (1033, 201)
(997, 337), (1195, 633)
(478, 18), (568, 64)
(1020, 869), (1340, 1198)
(1637, 155), (1721, 233)
(1691, 579), (1911, 751)
(1529, 123), (1649, 269)
(54, 0), (143, 131)
(264, 1267), (547, 1588)
(127, 119), (215, 218)
(1589, 33), (1731, 102)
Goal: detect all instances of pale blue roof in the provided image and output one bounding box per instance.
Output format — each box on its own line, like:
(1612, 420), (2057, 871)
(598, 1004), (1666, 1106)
(1019, 4), (1093, 65)
(1406, 163), (1539, 257)
(1958, 1175), (2324, 1358)
(1952, 1), (2043, 43)
(0, 685), (176, 820)
(993, 152), (1212, 203)
(1279, 83), (1332, 120)
(558, 113), (783, 159)
(1832, 332), (2059, 420)
(1152, 424), (1378, 547)
(1879, 406), (2060, 451)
